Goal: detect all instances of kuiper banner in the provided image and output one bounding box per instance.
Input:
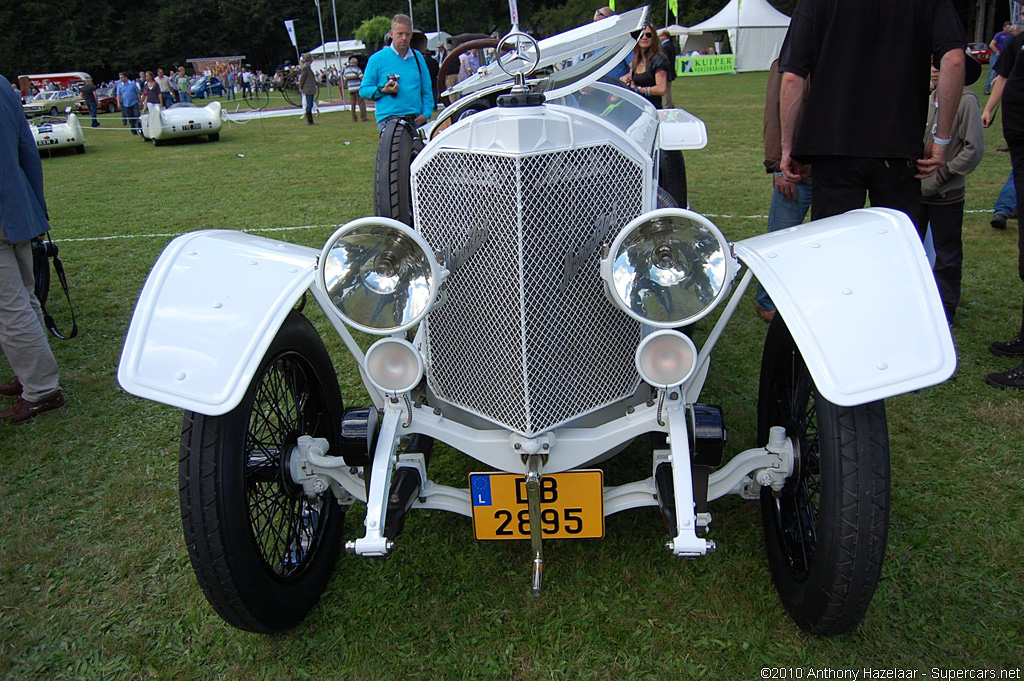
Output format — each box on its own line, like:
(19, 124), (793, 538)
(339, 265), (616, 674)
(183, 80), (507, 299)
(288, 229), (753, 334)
(677, 55), (735, 77)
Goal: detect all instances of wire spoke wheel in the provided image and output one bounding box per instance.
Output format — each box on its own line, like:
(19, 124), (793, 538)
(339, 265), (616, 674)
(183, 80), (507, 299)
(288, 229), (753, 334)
(245, 354), (330, 577)
(757, 315), (890, 635)
(281, 76), (302, 108)
(245, 86), (270, 110)
(179, 311), (345, 632)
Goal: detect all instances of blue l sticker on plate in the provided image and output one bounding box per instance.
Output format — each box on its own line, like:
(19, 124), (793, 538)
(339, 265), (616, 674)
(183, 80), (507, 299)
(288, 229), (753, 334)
(470, 474), (492, 506)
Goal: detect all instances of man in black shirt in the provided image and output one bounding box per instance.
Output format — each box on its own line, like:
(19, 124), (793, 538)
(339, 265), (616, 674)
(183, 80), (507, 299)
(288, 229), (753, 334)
(778, 0), (966, 233)
(80, 77), (99, 128)
(981, 28), (1024, 390)
(659, 30), (677, 108)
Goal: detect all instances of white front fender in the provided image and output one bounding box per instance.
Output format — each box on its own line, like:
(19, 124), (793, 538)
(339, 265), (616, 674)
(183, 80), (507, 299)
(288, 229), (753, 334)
(733, 208), (956, 406)
(118, 230), (319, 415)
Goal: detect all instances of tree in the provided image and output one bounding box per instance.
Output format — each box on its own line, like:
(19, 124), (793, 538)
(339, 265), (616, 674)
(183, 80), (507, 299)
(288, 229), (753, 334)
(356, 15), (392, 53)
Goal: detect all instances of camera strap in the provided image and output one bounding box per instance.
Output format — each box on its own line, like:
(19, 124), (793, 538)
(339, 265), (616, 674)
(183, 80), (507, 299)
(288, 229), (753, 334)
(38, 233), (78, 340)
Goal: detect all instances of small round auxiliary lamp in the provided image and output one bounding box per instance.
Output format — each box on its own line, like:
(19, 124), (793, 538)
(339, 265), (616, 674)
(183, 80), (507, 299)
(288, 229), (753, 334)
(363, 337), (425, 396)
(601, 208), (734, 328)
(318, 217), (444, 335)
(635, 330), (698, 389)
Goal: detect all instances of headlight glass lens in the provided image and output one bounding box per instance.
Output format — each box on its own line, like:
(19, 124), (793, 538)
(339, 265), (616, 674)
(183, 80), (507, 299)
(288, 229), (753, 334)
(321, 219), (438, 334)
(364, 338), (424, 394)
(635, 330), (698, 388)
(606, 210), (731, 327)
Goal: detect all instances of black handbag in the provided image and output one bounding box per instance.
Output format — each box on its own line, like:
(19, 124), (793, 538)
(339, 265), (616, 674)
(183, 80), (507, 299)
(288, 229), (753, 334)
(31, 233), (78, 340)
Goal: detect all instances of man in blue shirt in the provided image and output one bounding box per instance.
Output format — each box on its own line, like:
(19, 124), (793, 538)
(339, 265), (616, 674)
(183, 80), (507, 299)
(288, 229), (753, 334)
(0, 74), (64, 423)
(359, 14), (434, 132)
(115, 72), (142, 135)
(985, 22), (1017, 95)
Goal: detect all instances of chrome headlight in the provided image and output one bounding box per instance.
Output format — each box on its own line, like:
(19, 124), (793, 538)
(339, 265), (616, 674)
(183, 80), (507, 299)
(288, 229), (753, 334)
(601, 209), (735, 327)
(318, 217), (444, 335)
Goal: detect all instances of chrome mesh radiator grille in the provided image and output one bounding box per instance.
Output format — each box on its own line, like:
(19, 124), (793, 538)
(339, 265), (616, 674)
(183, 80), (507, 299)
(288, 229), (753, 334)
(414, 144), (645, 435)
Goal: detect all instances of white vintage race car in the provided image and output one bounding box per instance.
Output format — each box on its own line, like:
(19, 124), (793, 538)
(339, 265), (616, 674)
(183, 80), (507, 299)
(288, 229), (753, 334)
(140, 101), (222, 145)
(118, 6), (955, 636)
(31, 114), (85, 154)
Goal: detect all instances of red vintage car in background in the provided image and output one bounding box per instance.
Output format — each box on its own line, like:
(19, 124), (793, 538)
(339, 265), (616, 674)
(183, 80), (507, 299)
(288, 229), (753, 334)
(968, 42), (992, 64)
(75, 86), (119, 114)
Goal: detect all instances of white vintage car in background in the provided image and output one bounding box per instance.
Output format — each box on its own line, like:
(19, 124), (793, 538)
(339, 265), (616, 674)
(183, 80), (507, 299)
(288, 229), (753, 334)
(30, 113), (85, 154)
(118, 6), (955, 637)
(140, 101), (222, 145)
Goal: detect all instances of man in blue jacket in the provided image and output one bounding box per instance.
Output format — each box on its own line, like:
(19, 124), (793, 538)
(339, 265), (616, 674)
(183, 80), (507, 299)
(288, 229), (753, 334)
(0, 74), (64, 423)
(360, 14), (434, 132)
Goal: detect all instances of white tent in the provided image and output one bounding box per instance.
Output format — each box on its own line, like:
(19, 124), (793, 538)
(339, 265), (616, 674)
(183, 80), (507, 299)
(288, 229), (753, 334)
(309, 40), (366, 57)
(660, 24), (703, 37)
(424, 31), (451, 53)
(308, 40), (366, 72)
(683, 0), (790, 72)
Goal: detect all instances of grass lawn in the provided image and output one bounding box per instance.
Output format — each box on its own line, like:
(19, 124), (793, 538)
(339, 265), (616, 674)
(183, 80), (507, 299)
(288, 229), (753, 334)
(1, 68), (1022, 679)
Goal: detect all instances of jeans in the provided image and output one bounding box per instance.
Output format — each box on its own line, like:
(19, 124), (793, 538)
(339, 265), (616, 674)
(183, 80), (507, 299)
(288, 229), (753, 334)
(994, 171), (1016, 217)
(303, 93), (314, 113)
(86, 100), (98, 127)
(123, 103), (141, 134)
(161, 92), (173, 108)
(179, 92), (191, 104)
(756, 178), (813, 311)
(985, 56), (1000, 93)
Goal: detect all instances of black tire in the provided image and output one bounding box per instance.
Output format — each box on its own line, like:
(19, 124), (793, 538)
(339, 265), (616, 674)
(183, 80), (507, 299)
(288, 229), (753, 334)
(75, 145), (85, 154)
(49, 106), (58, 115)
(179, 310), (345, 633)
(757, 315), (890, 635)
(107, 102), (116, 114)
(209, 132), (220, 142)
(656, 186), (677, 208)
(373, 118), (422, 226)
(658, 150), (687, 209)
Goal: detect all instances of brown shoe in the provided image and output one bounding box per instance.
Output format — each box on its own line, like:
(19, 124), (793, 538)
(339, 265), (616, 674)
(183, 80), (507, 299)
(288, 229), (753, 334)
(0, 390), (65, 424)
(755, 305), (776, 323)
(0, 377), (22, 397)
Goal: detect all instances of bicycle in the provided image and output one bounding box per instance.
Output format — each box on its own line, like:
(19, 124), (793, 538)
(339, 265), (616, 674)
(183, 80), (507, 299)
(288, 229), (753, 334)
(244, 80), (270, 110)
(280, 73), (319, 109)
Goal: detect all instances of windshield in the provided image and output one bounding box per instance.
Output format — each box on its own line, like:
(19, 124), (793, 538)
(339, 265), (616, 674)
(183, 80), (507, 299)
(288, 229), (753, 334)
(443, 6), (648, 101)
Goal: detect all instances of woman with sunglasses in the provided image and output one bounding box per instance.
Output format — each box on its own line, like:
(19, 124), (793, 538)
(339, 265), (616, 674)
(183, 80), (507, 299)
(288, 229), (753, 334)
(621, 23), (670, 108)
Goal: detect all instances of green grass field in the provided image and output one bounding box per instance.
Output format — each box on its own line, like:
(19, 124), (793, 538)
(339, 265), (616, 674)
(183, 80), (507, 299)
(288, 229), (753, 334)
(1, 70), (1022, 679)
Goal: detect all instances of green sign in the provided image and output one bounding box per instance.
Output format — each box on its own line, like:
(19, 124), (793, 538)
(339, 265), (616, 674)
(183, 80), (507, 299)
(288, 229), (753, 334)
(676, 55), (735, 77)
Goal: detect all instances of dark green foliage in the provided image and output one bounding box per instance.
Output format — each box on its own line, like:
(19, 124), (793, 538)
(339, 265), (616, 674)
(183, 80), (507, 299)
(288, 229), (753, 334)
(1, 0), (798, 79)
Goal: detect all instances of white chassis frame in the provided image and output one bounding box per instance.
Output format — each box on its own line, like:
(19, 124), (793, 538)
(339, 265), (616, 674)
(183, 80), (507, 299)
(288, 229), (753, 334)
(119, 205), (955, 564)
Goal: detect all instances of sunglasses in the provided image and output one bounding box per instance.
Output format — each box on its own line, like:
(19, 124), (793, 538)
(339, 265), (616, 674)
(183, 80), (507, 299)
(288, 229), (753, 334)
(640, 32), (654, 38)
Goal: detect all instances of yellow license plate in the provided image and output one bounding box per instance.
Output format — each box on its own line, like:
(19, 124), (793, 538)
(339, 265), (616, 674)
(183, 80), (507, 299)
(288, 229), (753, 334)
(469, 470), (604, 540)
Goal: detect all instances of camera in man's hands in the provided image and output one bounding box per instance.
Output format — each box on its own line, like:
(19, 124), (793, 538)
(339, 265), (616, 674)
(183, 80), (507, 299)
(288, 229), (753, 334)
(387, 74), (400, 84)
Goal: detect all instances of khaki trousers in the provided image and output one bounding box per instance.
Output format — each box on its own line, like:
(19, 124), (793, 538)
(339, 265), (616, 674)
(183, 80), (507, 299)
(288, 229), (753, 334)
(0, 225), (59, 401)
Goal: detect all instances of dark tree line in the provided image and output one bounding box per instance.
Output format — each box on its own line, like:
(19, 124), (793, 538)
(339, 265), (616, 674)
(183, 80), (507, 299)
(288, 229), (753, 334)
(0, 0), (986, 81)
